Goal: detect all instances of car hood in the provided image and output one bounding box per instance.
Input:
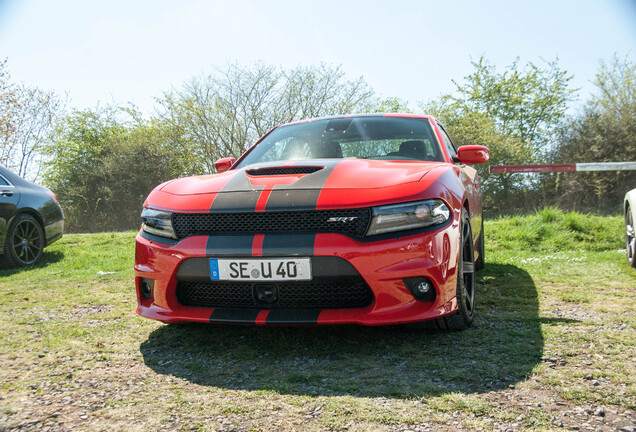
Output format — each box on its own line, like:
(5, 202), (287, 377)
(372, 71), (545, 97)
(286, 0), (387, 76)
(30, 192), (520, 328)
(162, 160), (444, 194)
(151, 159), (451, 211)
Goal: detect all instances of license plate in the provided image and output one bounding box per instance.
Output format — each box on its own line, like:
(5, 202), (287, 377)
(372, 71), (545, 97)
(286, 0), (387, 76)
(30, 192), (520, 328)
(209, 258), (312, 281)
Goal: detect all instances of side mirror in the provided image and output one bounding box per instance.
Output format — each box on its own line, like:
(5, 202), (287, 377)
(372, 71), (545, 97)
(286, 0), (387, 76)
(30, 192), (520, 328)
(214, 157), (236, 173)
(456, 145), (489, 164)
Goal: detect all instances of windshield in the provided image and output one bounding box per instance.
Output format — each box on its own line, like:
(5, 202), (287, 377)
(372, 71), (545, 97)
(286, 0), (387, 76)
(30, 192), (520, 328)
(234, 116), (444, 169)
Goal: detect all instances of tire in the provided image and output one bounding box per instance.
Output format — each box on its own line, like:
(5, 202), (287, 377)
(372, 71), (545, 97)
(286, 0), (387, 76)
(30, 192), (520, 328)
(627, 205), (636, 268)
(3, 214), (44, 268)
(475, 217), (485, 271)
(434, 208), (475, 331)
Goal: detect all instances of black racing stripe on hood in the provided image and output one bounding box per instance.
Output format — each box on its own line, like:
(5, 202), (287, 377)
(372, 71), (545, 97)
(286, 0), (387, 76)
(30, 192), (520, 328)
(206, 235), (254, 256)
(265, 309), (320, 324)
(264, 160), (342, 211)
(264, 189), (322, 211)
(261, 233), (315, 256)
(209, 308), (259, 323)
(210, 171), (264, 212)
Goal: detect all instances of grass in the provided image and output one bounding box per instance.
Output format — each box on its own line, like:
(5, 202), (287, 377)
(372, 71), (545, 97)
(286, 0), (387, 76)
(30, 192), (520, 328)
(489, 206), (625, 252)
(0, 210), (634, 431)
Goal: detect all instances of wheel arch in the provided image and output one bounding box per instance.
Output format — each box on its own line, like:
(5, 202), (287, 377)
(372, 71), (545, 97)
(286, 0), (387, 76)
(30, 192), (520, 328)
(462, 198), (470, 215)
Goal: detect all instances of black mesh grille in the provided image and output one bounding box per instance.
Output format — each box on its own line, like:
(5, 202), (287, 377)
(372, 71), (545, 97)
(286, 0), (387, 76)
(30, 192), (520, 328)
(176, 278), (373, 309)
(173, 209), (371, 239)
(246, 166), (323, 176)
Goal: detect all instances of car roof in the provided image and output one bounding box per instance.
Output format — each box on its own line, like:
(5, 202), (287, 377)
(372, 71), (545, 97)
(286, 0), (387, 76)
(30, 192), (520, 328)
(279, 113), (437, 128)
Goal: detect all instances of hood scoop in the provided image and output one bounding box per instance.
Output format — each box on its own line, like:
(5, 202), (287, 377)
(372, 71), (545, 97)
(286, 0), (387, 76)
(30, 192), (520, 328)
(246, 166), (324, 176)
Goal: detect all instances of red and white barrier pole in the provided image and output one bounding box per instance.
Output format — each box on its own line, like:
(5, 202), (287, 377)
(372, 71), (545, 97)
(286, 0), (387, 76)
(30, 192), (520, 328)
(489, 162), (636, 174)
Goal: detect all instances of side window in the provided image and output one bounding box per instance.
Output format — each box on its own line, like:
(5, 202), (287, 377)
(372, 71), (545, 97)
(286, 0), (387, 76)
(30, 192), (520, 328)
(437, 124), (457, 158)
(0, 176), (8, 186)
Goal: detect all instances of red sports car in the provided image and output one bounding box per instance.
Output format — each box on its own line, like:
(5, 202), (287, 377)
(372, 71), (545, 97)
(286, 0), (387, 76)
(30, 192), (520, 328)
(135, 114), (489, 329)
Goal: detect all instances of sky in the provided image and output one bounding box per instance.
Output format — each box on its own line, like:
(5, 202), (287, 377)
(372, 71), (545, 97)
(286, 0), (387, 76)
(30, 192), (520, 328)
(0, 0), (634, 115)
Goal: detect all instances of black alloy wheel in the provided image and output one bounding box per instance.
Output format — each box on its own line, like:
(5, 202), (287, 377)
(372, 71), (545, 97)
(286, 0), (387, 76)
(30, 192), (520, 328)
(434, 207), (475, 331)
(627, 206), (636, 268)
(3, 214), (44, 268)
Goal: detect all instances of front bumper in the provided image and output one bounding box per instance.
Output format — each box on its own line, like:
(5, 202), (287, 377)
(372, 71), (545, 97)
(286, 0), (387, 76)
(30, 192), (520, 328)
(134, 223), (460, 326)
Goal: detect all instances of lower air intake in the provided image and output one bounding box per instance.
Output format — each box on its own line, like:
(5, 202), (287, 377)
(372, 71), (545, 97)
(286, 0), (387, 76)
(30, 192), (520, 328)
(176, 277), (373, 309)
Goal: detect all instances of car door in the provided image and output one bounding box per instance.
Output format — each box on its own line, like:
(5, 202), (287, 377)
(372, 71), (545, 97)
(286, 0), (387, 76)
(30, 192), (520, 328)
(0, 174), (21, 246)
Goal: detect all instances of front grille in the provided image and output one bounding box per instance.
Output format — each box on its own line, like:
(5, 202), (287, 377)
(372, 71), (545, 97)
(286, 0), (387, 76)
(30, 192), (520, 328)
(176, 278), (374, 309)
(173, 209), (371, 239)
(246, 166), (323, 176)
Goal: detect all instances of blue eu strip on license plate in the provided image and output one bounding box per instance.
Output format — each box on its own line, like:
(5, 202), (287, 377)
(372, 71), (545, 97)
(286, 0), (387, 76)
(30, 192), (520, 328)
(209, 259), (220, 280)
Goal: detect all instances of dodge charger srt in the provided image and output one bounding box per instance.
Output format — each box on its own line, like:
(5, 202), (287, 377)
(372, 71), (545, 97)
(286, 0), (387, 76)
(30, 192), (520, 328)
(135, 114), (489, 329)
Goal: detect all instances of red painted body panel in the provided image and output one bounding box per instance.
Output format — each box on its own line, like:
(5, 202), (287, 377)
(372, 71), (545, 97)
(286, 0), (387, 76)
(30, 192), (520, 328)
(135, 222), (460, 325)
(134, 114), (486, 326)
(457, 145), (490, 164)
(161, 160), (436, 193)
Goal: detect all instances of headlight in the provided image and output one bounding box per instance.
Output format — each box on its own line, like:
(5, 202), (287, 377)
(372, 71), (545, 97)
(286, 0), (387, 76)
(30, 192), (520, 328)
(141, 208), (176, 239)
(367, 199), (451, 236)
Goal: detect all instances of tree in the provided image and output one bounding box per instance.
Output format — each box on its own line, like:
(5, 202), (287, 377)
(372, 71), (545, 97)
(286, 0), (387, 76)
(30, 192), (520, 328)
(0, 59), (62, 181)
(158, 62), (280, 173)
(368, 96), (412, 114)
(44, 105), (195, 231)
(442, 57), (576, 155)
(0, 59), (17, 155)
(277, 64), (377, 122)
(423, 56), (576, 211)
(553, 55), (636, 212)
(423, 101), (527, 209)
(157, 63), (385, 172)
